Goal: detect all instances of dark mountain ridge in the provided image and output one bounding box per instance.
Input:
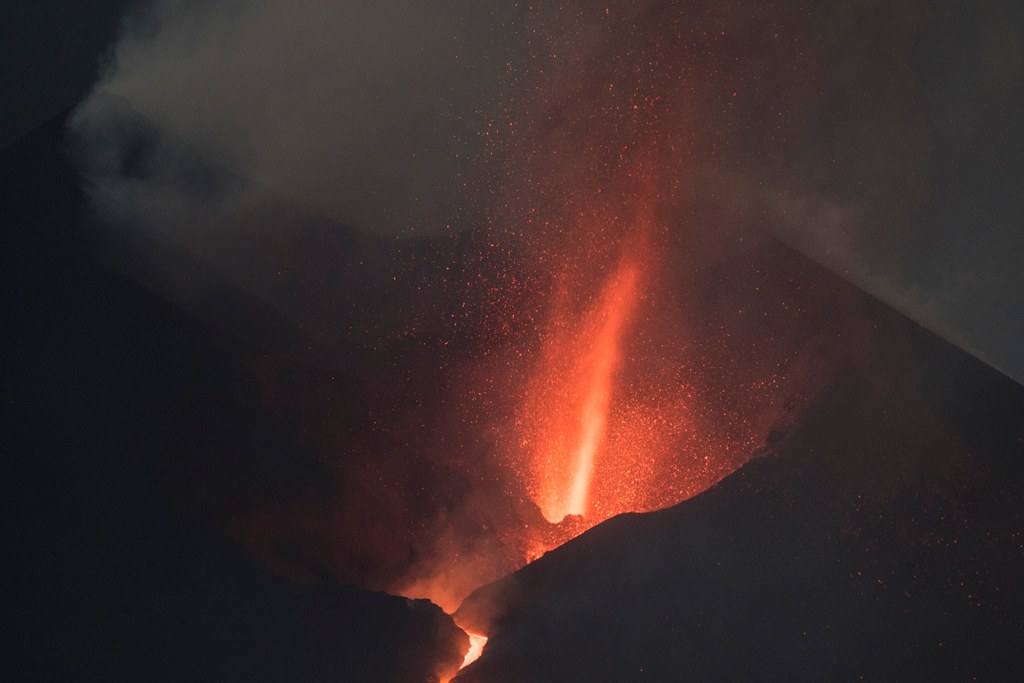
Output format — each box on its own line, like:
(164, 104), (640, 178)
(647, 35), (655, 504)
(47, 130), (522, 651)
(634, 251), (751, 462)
(455, 240), (1024, 681)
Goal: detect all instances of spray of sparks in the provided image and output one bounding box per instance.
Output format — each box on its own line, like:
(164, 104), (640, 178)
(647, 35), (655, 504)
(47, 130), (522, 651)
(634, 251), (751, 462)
(240, 4), (821, 676)
(482, 3), (702, 537)
(218, 5), (836, 677)
(522, 255), (642, 522)
(392, 2), (811, 618)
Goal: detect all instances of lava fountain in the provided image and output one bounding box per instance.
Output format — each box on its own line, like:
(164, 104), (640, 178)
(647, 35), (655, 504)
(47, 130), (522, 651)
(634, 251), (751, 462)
(524, 255), (642, 523)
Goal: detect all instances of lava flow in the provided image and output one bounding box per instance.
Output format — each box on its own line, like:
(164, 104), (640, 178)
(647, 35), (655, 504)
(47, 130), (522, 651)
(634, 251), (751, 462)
(459, 631), (488, 673)
(439, 615), (488, 682)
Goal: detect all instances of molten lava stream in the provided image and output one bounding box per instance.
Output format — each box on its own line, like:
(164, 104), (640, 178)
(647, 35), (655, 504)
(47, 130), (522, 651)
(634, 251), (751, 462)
(460, 631), (488, 671)
(528, 256), (641, 523)
(441, 620), (487, 682)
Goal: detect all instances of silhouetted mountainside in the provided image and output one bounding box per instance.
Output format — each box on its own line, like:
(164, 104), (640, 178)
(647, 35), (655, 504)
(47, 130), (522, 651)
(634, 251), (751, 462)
(456, 258), (1024, 681)
(1, 113), (465, 681)
(6, 102), (1022, 682)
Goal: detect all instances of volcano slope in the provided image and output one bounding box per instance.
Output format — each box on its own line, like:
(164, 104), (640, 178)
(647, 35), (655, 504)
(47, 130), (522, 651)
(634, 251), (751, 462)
(456, 266), (1024, 681)
(2, 113), (467, 681)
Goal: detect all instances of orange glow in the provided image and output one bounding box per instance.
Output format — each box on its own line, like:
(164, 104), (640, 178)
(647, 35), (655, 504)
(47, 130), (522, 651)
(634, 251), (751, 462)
(525, 256), (641, 522)
(461, 632), (488, 670)
(226, 5), (831, 665)
(439, 619), (488, 682)
(340, 3), (806, 631)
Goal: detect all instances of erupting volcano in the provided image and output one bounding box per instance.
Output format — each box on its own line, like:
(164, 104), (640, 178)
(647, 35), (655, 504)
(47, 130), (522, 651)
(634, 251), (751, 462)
(395, 3), (813, 626)
(219, 5), (838, 670)
(20, 0), (1021, 680)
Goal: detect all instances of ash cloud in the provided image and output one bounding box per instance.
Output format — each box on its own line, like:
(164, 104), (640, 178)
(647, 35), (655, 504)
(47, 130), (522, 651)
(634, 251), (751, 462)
(70, 0), (1024, 382)
(68, 0), (528, 349)
(72, 0), (523, 238)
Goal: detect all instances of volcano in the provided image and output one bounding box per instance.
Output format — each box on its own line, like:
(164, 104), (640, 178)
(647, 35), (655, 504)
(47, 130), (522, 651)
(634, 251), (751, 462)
(6, 106), (1023, 682)
(5, 2), (1024, 679)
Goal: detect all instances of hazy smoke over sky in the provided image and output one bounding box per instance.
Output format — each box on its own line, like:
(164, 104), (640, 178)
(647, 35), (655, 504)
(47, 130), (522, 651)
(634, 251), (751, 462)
(70, 0), (1024, 384)
(73, 0), (523, 237)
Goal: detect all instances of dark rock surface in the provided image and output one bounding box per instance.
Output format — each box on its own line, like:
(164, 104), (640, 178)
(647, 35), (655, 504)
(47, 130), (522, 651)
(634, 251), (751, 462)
(456, 266), (1024, 681)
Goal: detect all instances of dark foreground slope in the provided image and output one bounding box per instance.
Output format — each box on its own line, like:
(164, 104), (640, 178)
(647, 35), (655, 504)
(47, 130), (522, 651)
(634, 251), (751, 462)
(457, 266), (1024, 680)
(1, 115), (465, 680)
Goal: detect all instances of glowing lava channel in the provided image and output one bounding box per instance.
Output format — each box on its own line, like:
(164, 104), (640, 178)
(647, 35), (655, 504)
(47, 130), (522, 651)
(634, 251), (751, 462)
(529, 258), (641, 523)
(460, 632), (488, 670)
(440, 623), (488, 682)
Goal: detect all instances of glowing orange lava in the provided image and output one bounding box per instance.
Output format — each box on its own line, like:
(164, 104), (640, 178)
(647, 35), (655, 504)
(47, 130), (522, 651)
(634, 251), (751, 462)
(460, 632), (488, 670)
(523, 253), (642, 523)
(440, 619), (488, 682)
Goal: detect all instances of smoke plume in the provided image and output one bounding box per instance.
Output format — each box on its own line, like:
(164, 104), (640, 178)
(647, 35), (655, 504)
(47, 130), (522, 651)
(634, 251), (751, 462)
(66, 0), (1024, 615)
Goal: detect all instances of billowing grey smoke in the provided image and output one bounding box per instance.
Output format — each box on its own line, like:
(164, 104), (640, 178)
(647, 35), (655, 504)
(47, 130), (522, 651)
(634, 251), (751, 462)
(68, 0), (528, 348)
(71, 0), (1024, 383)
(72, 0), (522, 237)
